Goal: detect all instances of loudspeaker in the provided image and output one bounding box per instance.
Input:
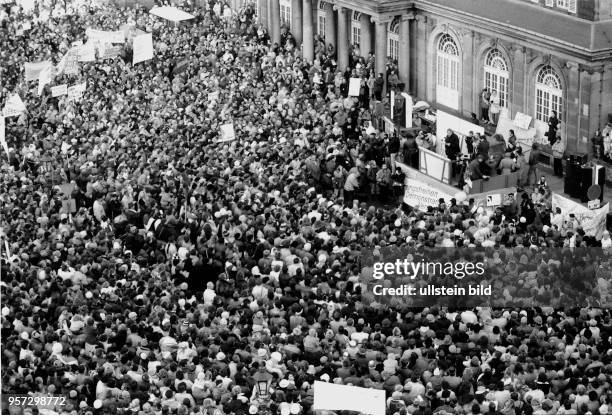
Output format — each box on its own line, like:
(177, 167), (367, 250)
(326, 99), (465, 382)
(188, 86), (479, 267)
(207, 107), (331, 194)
(564, 163), (582, 198)
(567, 153), (588, 165)
(607, 213), (612, 232)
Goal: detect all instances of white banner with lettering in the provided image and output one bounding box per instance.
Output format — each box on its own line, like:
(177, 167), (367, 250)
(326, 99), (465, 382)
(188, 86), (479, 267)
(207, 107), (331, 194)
(132, 33), (154, 65)
(313, 381), (385, 415)
(552, 193), (609, 240)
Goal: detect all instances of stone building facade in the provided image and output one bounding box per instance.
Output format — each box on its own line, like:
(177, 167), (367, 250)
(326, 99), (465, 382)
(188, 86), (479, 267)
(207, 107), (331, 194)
(236, 0), (612, 155)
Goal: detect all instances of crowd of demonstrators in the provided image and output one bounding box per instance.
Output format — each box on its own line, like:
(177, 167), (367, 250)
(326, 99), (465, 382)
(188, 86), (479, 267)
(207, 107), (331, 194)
(2, 1), (612, 415)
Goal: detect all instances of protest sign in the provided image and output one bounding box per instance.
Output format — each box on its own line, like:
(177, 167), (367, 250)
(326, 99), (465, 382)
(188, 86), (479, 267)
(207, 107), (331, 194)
(78, 43), (96, 62)
(57, 47), (80, 75)
(208, 91), (219, 102)
(25, 61), (51, 81)
(51, 84), (68, 97)
(514, 112), (532, 130)
(101, 45), (122, 60)
(86, 28), (125, 44)
(133, 33), (154, 65)
(218, 123), (236, 142)
(348, 78), (361, 97)
(67, 83), (86, 100)
(3, 94), (26, 117)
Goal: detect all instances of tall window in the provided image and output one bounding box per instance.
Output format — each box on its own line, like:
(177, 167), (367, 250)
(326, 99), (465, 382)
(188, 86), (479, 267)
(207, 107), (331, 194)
(280, 0), (291, 29)
(317, 1), (326, 37)
(436, 34), (460, 110)
(556, 0), (576, 12)
(387, 18), (400, 61)
(535, 66), (563, 122)
(351, 11), (361, 46)
(484, 49), (509, 108)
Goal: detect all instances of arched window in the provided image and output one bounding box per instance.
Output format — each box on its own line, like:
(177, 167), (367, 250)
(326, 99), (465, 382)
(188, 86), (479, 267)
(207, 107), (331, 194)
(351, 11), (361, 46)
(436, 34), (460, 110)
(279, 0), (291, 29)
(484, 48), (509, 108)
(317, 0), (326, 37)
(535, 65), (563, 122)
(387, 18), (400, 61)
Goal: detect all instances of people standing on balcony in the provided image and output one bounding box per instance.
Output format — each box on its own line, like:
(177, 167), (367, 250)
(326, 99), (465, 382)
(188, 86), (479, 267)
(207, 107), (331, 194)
(480, 87), (491, 124)
(373, 73), (384, 101)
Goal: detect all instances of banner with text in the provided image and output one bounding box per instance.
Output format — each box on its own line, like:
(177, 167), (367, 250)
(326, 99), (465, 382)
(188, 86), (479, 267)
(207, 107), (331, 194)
(552, 192), (609, 240)
(51, 84), (68, 97)
(85, 28), (125, 44)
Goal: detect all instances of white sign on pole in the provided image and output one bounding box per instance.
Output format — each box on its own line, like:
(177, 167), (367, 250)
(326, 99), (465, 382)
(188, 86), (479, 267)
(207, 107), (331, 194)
(51, 84), (68, 97)
(218, 123), (236, 143)
(78, 43), (96, 62)
(313, 381), (385, 415)
(348, 78), (361, 97)
(133, 33), (154, 65)
(37, 64), (55, 96)
(25, 61), (51, 81)
(67, 82), (86, 100)
(3, 94), (26, 117)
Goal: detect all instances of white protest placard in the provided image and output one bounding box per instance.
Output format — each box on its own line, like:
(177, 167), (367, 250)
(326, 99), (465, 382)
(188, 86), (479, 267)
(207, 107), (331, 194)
(486, 193), (502, 207)
(67, 82), (86, 100)
(86, 28), (125, 44)
(348, 77), (361, 97)
(25, 60), (51, 81)
(313, 381), (385, 415)
(78, 43), (96, 62)
(208, 91), (219, 102)
(3, 94), (26, 117)
(514, 112), (532, 130)
(132, 33), (154, 65)
(218, 123), (236, 143)
(61, 141), (71, 154)
(101, 45), (122, 60)
(56, 48), (78, 75)
(51, 84), (68, 97)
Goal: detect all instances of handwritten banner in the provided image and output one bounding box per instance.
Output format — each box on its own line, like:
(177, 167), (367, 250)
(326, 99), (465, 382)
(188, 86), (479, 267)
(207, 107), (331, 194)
(86, 28), (125, 44)
(25, 60), (51, 81)
(67, 82), (86, 100)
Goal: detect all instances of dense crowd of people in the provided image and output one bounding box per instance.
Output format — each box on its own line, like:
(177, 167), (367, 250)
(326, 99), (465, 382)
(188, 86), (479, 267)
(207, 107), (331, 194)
(2, 0), (612, 414)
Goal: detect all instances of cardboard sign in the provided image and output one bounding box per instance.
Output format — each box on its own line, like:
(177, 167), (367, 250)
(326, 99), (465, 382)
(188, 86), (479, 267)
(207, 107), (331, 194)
(133, 33), (154, 65)
(101, 45), (122, 60)
(218, 123), (236, 142)
(51, 84), (68, 97)
(486, 193), (502, 207)
(57, 47), (80, 75)
(514, 112), (532, 130)
(348, 77), (361, 97)
(67, 82), (86, 100)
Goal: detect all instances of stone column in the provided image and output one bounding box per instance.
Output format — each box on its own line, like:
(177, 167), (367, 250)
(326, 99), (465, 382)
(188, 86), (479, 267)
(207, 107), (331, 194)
(359, 12), (373, 58)
(336, 6), (349, 71)
(270, 0), (281, 45)
(302, 0), (314, 62)
(415, 15), (427, 99)
(511, 46), (527, 117)
(566, 62), (580, 153)
(291, 0), (303, 44)
(578, 67), (592, 154)
(324, 2), (336, 50)
(398, 14), (413, 92)
(372, 16), (389, 92)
